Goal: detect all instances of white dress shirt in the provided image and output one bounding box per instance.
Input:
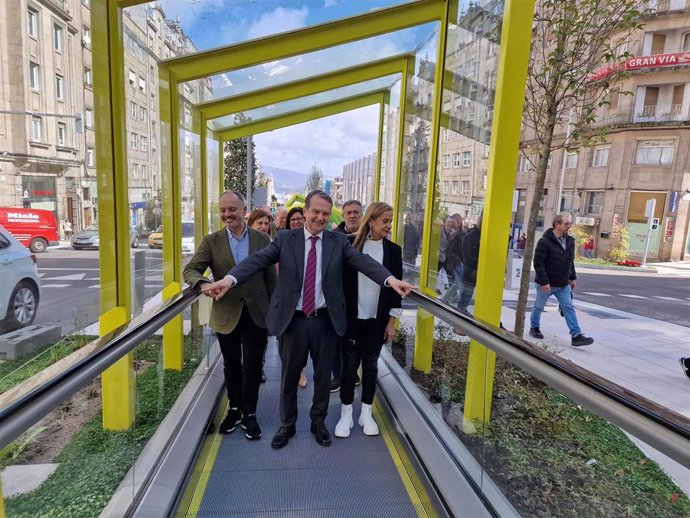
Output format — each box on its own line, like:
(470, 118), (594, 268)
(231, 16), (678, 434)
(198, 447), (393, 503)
(296, 227), (326, 311)
(357, 239), (403, 319)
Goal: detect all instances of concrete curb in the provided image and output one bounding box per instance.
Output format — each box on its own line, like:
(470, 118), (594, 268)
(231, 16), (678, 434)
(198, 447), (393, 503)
(575, 262), (658, 273)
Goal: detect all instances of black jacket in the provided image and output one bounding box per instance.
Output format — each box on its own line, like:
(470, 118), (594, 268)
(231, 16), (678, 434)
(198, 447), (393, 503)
(344, 236), (403, 342)
(445, 229), (466, 272)
(460, 227), (481, 285)
(335, 221), (349, 234)
(403, 222), (420, 256)
(533, 228), (576, 287)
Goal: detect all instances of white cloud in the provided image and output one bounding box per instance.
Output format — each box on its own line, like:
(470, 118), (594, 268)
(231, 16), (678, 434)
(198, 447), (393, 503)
(254, 105), (380, 177)
(247, 6), (309, 40)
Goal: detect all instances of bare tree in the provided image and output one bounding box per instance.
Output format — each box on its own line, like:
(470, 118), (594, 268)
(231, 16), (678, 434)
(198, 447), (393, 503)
(513, 0), (643, 337)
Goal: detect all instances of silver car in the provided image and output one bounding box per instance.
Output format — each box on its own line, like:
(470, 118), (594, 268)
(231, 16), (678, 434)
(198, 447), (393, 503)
(71, 224), (140, 249)
(0, 224), (41, 331)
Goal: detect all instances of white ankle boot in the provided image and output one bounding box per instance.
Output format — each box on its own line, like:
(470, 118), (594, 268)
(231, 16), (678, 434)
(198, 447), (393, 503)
(334, 404), (353, 438)
(358, 403), (379, 436)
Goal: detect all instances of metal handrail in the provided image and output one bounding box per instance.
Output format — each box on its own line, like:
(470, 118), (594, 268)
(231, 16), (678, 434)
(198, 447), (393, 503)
(0, 288), (201, 450)
(407, 290), (690, 468)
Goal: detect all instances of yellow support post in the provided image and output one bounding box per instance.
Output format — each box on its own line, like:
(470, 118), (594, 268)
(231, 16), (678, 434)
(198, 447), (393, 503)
(92, 0), (134, 430)
(391, 57), (413, 245)
(159, 67), (184, 371)
(374, 99), (385, 201)
(413, 2), (452, 374)
(0, 477), (5, 518)
(464, 0), (536, 424)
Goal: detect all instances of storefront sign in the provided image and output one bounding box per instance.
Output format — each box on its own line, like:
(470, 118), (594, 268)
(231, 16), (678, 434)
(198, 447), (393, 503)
(588, 51), (690, 81)
(575, 216), (598, 226)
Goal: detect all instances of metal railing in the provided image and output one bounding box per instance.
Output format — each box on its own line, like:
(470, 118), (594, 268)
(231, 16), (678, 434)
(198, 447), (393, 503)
(590, 103), (690, 127)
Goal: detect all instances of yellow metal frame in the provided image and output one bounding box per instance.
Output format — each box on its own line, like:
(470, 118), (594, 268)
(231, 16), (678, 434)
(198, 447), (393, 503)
(463, 0), (536, 423)
(374, 100), (386, 202)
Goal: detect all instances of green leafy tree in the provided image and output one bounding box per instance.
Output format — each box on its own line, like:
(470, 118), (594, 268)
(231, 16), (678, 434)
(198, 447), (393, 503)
(223, 136), (257, 196)
(513, 0), (643, 337)
(608, 223), (630, 263)
(305, 163), (324, 192)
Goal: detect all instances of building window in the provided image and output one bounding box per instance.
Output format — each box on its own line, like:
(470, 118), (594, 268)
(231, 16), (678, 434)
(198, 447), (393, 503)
(634, 140), (674, 165)
(565, 151), (578, 169)
(139, 106), (147, 122)
(82, 26), (91, 48)
(140, 137), (148, 152)
(517, 154), (530, 172)
(461, 180), (470, 195)
(55, 75), (64, 100)
(462, 151), (471, 167)
(131, 163), (139, 178)
(138, 78), (146, 93)
(31, 116), (42, 141)
(129, 132), (139, 149)
(57, 122), (67, 146)
(85, 108), (93, 128)
(591, 146), (610, 167)
(128, 70), (136, 87)
(443, 154), (450, 169)
(452, 153), (460, 168)
(683, 33), (690, 52)
(86, 147), (95, 166)
(53, 24), (63, 51)
(29, 62), (40, 90)
(452, 181), (459, 194)
(27, 8), (38, 37)
(141, 165), (148, 179)
(83, 67), (92, 86)
(586, 191), (604, 214)
(443, 181), (449, 194)
(560, 190), (577, 212)
(129, 101), (137, 118)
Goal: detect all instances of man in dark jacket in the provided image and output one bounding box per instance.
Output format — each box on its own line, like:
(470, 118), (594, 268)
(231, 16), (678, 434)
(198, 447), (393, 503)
(457, 213), (481, 312)
(403, 213), (421, 264)
(530, 214), (594, 346)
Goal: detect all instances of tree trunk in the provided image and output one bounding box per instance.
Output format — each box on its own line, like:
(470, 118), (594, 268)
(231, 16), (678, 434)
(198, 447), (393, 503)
(513, 104), (559, 338)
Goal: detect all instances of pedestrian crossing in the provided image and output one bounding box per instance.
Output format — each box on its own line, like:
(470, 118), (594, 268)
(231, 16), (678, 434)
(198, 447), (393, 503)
(582, 291), (690, 302)
(38, 269), (163, 290)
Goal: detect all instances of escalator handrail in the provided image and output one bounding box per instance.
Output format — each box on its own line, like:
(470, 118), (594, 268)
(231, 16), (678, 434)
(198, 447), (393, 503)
(0, 287), (202, 450)
(407, 290), (690, 467)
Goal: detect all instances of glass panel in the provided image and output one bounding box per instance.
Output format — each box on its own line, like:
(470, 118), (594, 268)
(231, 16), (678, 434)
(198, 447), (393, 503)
(1, 312), (208, 517)
(432, 0), (503, 307)
(147, 0), (419, 52)
(380, 81), (401, 207)
(209, 75), (400, 131)
(196, 23), (436, 102)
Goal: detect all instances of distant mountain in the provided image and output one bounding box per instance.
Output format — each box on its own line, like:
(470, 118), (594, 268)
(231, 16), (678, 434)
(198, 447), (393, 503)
(262, 165), (307, 195)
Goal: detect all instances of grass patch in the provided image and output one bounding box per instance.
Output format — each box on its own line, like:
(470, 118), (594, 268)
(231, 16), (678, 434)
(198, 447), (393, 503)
(0, 334), (97, 394)
(5, 335), (202, 518)
(575, 257), (614, 266)
(412, 332), (690, 517)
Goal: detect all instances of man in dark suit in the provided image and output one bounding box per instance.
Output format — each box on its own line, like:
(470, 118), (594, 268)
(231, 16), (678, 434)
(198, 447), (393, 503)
(202, 190), (413, 449)
(184, 191), (277, 440)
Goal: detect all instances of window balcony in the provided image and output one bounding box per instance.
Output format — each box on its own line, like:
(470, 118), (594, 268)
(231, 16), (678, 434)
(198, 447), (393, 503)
(590, 103), (690, 127)
(640, 0), (690, 15)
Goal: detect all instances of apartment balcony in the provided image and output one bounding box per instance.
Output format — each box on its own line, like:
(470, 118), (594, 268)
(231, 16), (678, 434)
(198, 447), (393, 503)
(39, 0), (72, 20)
(590, 103), (690, 128)
(640, 0), (690, 15)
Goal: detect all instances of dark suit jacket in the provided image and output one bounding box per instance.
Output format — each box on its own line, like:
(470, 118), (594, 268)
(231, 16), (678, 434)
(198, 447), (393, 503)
(344, 237), (402, 342)
(183, 227), (277, 334)
(229, 228), (393, 337)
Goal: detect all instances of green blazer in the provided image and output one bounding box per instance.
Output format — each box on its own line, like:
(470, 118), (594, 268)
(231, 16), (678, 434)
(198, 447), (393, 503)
(183, 227), (277, 334)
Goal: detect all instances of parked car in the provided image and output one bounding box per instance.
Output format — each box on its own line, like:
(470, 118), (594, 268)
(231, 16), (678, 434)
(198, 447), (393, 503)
(146, 222), (194, 252)
(0, 224), (41, 331)
(71, 224), (139, 250)
(0, 207), (59, 253)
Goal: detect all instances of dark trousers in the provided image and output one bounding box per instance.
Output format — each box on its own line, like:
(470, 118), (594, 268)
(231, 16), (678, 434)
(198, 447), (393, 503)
(216, 306), (268, 415)
(279, 311), (337, 426)
(340, 318), (383, 406)
(332, 337), (343, 380)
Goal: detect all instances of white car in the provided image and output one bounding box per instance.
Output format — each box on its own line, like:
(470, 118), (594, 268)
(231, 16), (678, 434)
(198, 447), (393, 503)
(0, 224), (41, 331)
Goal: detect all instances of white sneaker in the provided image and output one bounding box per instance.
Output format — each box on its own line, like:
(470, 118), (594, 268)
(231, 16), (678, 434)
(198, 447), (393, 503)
(358, 403), (379, 436)
(334, 404), (353, 438)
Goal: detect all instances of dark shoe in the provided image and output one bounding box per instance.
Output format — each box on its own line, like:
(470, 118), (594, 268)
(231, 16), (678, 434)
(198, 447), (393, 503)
(261, 369), (267, 383)
(310, 423), (332, 446)
(529, 328), (544, 339)
(241, 414), (262, 440)
(271, 425), (296, 449)
(329, 378), (341, 392)
(354, 374), (361, 386)
(679, 357), (690, 379)
(219, 408), (242, 434)
(571, 334), (594, 347)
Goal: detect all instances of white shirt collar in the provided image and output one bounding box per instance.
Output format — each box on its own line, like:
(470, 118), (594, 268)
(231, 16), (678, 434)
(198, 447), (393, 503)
(303, 227), (323, 241)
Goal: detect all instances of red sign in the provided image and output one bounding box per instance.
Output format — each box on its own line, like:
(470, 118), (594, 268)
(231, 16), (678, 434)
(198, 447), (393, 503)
(588, 51), (690, 81)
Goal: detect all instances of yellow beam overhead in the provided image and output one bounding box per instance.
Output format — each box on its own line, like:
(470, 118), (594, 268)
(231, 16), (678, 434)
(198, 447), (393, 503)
(199, 55), (409, 120)
(159, 1), (445, 82)
(214, 90), (387, 141)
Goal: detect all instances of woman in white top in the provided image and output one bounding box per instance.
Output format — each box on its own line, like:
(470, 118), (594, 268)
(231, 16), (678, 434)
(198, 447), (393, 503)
(335, 202), (403, 437)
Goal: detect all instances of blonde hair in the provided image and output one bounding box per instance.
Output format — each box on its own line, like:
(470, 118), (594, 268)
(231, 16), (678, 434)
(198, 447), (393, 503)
(352, 202), (394, 251)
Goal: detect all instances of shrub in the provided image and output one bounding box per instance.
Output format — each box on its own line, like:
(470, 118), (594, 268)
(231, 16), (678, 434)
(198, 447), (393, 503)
(608, 222), (630, 263)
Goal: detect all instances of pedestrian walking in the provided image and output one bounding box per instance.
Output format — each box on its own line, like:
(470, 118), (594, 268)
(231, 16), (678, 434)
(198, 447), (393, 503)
(529, 214), (594, 347)
(403, 213), (420, 265)
(680, 357), (690, 379)
(63, 220), (73, 241)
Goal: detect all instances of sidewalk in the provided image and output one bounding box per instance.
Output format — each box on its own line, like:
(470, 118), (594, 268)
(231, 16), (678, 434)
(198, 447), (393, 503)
(576, 259), (690, 276)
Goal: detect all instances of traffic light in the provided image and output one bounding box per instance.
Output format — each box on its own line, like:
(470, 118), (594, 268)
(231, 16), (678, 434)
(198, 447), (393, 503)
(650, 218), (659, 230)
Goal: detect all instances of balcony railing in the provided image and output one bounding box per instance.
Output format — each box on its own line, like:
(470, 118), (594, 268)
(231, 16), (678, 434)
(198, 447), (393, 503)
(590, 103), (690, 127)
(640, 0), (690, 15)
